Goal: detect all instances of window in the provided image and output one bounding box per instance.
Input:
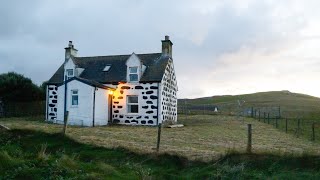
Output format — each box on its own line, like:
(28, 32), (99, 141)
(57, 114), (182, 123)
(71, 90), (78, 106)
(103, 65), (111, 72)
(127, 96), (138, 113)
(66, 69), (74, 80)
(129, 67), (138, 82)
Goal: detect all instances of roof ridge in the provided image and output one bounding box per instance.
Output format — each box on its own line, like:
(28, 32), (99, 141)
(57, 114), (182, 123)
(75, 52), (162, 59)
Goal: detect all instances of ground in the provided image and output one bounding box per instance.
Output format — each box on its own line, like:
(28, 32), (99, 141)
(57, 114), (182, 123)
(1, 115), (319, 161)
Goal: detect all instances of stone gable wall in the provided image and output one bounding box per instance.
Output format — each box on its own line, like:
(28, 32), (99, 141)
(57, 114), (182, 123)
(160, 60), (178, 124)
(111, 83), (159, 125)
(47, 85), (58, 120)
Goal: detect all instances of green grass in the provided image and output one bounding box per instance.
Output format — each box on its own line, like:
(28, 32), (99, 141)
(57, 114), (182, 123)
(1, 128), (320, 179)
(251, 116), (320, 143)
(2, 115), (320, 161)
(179, 90), (320, 119)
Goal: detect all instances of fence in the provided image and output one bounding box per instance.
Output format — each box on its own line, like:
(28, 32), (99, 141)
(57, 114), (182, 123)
(178, 101), (320, 142)
(248, 109), (320, 142)
(1, 101), (45, 117)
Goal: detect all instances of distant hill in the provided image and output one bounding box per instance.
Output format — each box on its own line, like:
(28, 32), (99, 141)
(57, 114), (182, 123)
(178, 91), (320, 119)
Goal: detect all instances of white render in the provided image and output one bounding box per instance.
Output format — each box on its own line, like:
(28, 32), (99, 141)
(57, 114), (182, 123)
(111, 82), (160, 125)
(49, 79), (111, 126)
(46, 36), (178, 127)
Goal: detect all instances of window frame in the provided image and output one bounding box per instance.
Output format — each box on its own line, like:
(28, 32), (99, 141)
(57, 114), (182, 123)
(128, 66), (139, 82)
(71, 89), (78, 107)
(127, 95), (139, 114)
(66, 69), (74, 80)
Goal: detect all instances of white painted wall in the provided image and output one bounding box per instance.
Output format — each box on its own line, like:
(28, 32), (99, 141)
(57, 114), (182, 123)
(126, 53), (142, 82)
(112, 83), (159, 125)
(64, 58), (75, 79)
(56, 86), (64, 124)
(94, 88), (110, 126)
(56, 79), (110, 126)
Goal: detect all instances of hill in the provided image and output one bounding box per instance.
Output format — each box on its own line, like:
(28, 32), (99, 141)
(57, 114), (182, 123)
(178, 91), (320, 119)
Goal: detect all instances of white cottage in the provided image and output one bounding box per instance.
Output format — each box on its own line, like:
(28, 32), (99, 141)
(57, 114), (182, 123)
(46, 36), (178, 126)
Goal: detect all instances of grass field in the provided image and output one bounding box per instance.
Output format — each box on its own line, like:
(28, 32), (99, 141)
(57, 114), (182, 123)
(1, 129), (320, 179)
(1, 115), (320, 179)
(1, 115), (320, 161)
(179, 91), (320, 119)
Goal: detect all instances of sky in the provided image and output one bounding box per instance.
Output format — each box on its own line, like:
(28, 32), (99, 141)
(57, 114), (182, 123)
(1, 0), (320, 98)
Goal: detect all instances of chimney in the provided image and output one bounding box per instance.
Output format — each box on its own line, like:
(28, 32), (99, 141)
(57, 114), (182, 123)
(65, 41), (78, 62)
(162, 35), (173, 57)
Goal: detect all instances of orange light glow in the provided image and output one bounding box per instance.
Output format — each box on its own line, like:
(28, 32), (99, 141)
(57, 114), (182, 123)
(108, 90), (114, 95)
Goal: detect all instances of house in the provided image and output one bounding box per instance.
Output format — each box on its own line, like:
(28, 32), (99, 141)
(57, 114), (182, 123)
(46, 36), (178, 126)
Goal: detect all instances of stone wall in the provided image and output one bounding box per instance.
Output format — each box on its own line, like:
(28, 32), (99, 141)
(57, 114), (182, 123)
(160, 60), (178, 124)
(47, 85), (58, 120)
(111, 83), (159, 125)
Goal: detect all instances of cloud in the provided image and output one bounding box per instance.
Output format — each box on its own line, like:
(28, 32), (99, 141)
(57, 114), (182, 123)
(0, 0), (320, 98)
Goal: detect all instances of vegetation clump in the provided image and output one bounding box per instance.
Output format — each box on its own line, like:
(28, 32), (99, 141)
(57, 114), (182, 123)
(1, 129), (320, 179)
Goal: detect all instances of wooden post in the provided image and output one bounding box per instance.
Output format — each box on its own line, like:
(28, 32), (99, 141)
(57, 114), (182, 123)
(63, 111), (69, 135)
(297, 119), (300, 138)
(251, 107), (254, 118)
(263, 112), (266, 123)
(285, 118), (288, 133)
(267, 113), (270, 124)
(312, 122), (315, 141)
(258, 110), (261, 121)
(203, 104), (205, 115)
(247, 124), (252, 153)
(156, 123), (162, 153)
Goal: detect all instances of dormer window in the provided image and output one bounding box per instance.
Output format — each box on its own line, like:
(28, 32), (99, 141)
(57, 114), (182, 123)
(129, 67), (138, 82)
(103, 65), (111, 72)
(66, 69), (74, 80)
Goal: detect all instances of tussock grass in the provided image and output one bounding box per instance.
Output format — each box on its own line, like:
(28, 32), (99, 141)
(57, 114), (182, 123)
(0, 129), (320, 179)
(1, 115), (320, 162)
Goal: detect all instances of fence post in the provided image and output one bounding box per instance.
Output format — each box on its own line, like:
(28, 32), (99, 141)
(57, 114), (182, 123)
(267, 113), (270, 124)
(251, 107), (254, 118)
(258, 110), (261, 121)
(63, 111), (69, 135)
(312, 122), (315, 141)
(156, 123), (162, 153)
(285, 118), (288, 133)
(203, 104), (205, 115)
(247, 124), (252, 153)
(263, 112), (266, 123)
(297, 119), (300, 138)
(278, 106), (281, 119)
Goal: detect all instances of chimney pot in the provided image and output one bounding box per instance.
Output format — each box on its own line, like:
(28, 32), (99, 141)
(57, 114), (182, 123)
(162, 35), (173, 57)
(65, 40), (78, 62)
(68, 41), (73, 47)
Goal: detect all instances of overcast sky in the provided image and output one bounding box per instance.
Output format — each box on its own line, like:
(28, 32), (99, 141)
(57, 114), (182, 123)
(1, 0), (320, 98)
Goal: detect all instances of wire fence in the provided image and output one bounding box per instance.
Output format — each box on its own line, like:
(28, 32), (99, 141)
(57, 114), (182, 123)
(178, 101), (320, 142)
(249, 108), (320, 142)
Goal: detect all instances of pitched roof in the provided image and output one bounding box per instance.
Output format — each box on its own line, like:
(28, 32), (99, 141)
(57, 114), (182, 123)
(48, 53), (170, 85)
(58, 76), (115, 90)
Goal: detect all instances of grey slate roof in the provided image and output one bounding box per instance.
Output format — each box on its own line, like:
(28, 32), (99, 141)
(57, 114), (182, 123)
(48, 53), (170, 85)
(57, 77), (116, 90)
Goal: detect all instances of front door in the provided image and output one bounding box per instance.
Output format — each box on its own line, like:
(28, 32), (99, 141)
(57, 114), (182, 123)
(108, 94), (112, 124)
